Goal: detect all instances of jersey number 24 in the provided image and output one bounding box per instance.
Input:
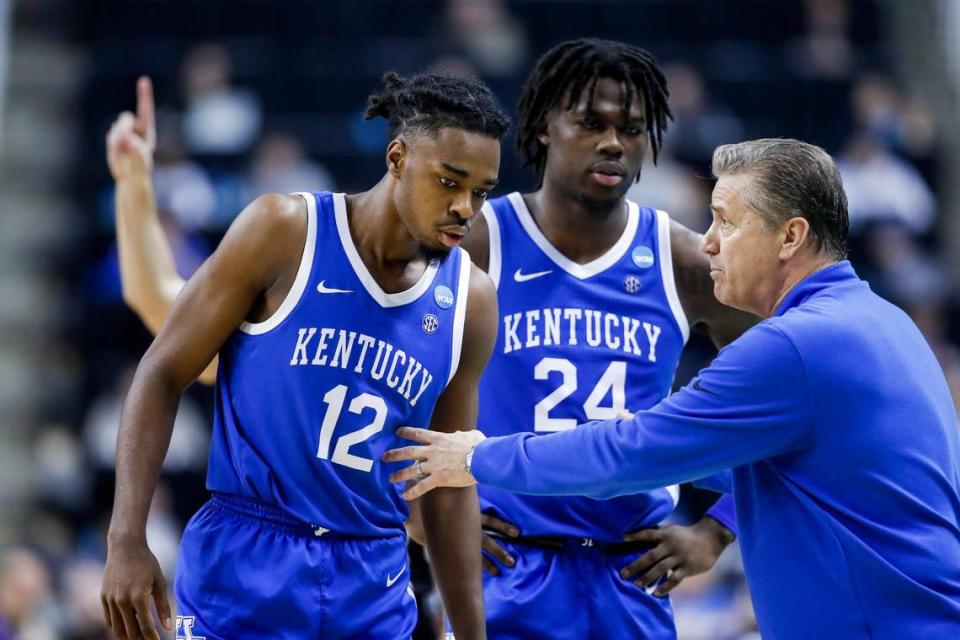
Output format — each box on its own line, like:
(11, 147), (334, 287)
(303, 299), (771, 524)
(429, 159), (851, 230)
(534, 358), (627, 431)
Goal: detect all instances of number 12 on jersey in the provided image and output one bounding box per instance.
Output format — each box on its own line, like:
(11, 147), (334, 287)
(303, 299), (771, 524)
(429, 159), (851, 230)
(317, 384), (387, 472)
(534, 358), (627, 431)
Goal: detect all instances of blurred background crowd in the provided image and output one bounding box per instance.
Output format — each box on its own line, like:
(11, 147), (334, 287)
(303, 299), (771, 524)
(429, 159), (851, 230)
(1, 0), (960, 638)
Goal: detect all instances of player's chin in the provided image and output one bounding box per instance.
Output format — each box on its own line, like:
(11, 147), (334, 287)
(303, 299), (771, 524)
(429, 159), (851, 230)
(580, 176), (630, 202)
(417, 241), (452, 263)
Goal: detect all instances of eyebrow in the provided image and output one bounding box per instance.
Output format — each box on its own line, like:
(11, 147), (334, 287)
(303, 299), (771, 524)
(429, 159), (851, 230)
(441, 162), (499, 186)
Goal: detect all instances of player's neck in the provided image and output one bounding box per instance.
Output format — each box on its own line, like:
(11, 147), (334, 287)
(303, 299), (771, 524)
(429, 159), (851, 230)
(344, 178), (427, 291)
(525, 180), (629, 264)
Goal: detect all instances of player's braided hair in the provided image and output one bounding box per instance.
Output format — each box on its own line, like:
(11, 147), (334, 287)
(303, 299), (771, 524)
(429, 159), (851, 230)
(365, 71), (510, 140)
(517, 38), (672, 185)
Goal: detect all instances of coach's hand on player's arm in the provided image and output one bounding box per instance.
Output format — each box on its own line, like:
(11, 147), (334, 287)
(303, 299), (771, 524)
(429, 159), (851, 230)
(101, 535), (171, 640)
(620, 516), (735, 596)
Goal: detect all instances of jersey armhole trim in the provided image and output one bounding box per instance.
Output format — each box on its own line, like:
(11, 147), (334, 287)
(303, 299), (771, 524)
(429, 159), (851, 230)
(239, 192), (317, 335)
(655, 209), (691, 344)
(482, 202), (502, 289)
(447, 250), (472, 386)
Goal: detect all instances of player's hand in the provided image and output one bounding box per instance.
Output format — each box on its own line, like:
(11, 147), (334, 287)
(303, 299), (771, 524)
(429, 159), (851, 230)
(101, 536), (172, 640)
(619, 516), (734, 596)
(480, 513), (519, 576)
(383, 427), (485, 499)
(106, 76), (156, 182)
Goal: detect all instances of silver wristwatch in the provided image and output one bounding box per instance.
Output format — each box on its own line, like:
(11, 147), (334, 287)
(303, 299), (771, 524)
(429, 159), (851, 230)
(465, 443), (479, 477)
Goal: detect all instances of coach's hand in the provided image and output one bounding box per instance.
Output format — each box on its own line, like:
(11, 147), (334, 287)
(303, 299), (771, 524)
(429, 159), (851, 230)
(481, 513), (519, 575)
(620, 516), (734, 596)
(106, 76), (156, 182)
(101, 536), (172, 640)
(384, 427), (485, 499)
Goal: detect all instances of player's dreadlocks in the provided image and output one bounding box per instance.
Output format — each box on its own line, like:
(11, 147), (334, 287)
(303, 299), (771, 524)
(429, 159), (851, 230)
(517, 38), (672, 185)
(365, 71), (510, 140)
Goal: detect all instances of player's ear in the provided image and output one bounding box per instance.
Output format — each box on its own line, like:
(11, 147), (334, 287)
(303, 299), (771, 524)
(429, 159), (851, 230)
(386, 138), (406, 177)
(537, 118), (550, 147)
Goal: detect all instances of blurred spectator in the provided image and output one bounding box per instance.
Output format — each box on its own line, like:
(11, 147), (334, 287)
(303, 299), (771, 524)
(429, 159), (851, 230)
(661, 63), (744, 171)
(153, 117), (218, 232)
(446, 0), (529, 78)
(861, 222), (949, 305)
(33, 427), (90, 514)
(785, 0), (855, 78)
(626, 150), (711, 232)
(850, 73), (938, 178)
(83, 365), (208, 474)
(0, 547), (56, 640)
(247, 132), (336, 200)
(181, 43), (263, 156)
(838, 134), (936, 233)
(60, 559), (109, 640)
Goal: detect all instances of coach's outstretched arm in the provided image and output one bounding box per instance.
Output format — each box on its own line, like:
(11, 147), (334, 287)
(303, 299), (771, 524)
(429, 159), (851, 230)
(101, 194), (304, 640)
(386, 322), (810, 501)
(106, 76), (217, 385)
(419, 263), (498, 640)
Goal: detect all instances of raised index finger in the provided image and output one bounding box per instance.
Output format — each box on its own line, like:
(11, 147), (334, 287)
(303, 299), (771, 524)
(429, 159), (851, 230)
(394, 426), (437, 445)
(136, 75), (156, 150)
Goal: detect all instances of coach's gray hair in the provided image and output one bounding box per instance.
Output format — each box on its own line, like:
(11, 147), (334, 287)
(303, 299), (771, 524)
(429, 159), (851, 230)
(711, 138), (848, 259)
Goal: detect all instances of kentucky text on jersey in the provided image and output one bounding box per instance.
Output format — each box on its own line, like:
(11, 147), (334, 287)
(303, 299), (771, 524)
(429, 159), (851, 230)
(289, 328), (434, 406)
(502, 308), (662, 361)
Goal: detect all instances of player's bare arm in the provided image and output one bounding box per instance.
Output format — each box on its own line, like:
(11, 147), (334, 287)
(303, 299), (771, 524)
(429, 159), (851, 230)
(418, 262), (498, 640)
(106, 76), (217, 385)
(100, 193), (306, 640)
(671, 219), (758, 348)
(452, 213), (522, 575)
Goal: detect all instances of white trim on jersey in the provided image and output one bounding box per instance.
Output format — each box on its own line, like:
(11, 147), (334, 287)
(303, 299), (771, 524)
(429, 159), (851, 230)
(666, 484), (680, 507)
(333, 193), (440, 308)
(655, 209), (691, 344)
(239, 192), (317, 335)
(482, 202), (502, 289)
(507, 192), (640, 280)
(447, 250), (472, 386)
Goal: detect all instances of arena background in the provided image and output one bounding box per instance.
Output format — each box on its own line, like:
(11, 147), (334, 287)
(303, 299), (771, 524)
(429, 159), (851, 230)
(1, 0), (959, 638)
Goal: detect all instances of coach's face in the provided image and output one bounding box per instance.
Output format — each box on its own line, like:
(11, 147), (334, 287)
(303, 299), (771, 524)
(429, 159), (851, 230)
(390, 127), (500, 259)
(701, 174), (782, 316)
(541, 76), (647, 204)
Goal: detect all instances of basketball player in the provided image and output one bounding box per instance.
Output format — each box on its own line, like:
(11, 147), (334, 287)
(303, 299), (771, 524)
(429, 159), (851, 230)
(438, 39), (753, 638)
(100, 71), (508, 640)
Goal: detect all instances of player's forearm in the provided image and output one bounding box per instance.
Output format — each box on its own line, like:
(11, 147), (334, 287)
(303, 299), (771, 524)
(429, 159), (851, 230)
(115, 175), (185, 333)
(107, 357), (182, 543)
(422, 486), (485, 640)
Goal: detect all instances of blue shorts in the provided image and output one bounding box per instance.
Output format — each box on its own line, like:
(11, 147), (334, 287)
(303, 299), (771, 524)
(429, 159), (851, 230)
(450, 538), (675, 639)
(174, 494), (416, 640)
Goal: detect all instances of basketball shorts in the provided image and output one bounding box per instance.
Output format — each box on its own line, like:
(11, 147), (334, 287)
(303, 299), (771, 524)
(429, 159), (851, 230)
(448, 537), (675, 639)
(174, 493), (416, 640)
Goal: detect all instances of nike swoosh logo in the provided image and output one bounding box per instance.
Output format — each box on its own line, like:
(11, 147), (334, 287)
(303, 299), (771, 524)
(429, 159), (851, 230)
(386, 563), (407, 587)
(692, 378), (719, 396)
(514, 268), (552, 283)
(316, 281), (353, 294)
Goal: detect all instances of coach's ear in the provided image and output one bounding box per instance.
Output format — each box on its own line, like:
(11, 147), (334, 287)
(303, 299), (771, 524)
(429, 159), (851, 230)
(386, 137), (407, 177)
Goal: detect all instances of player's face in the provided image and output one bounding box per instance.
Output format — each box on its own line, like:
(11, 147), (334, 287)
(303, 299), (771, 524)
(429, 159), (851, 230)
(393, 127), (500, 260)
(702, 174), (782, 315)
(540, 76), (647, 204)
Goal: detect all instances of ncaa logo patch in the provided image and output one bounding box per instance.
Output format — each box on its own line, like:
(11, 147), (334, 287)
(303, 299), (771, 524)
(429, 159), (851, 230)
(422, 313), (440, 334)
(434, 285), (454, 309)
(624, 275), (642, 293)
(632, 246), (655, 269)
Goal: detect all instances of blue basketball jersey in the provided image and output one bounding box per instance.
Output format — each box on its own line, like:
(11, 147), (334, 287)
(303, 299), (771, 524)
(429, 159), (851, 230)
(207, 191), (472, 537)
(477, 192), (688, 541)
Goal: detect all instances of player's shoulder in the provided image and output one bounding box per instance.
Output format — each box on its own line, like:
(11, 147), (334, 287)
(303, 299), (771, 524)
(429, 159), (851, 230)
(223, 193), (309, 273)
